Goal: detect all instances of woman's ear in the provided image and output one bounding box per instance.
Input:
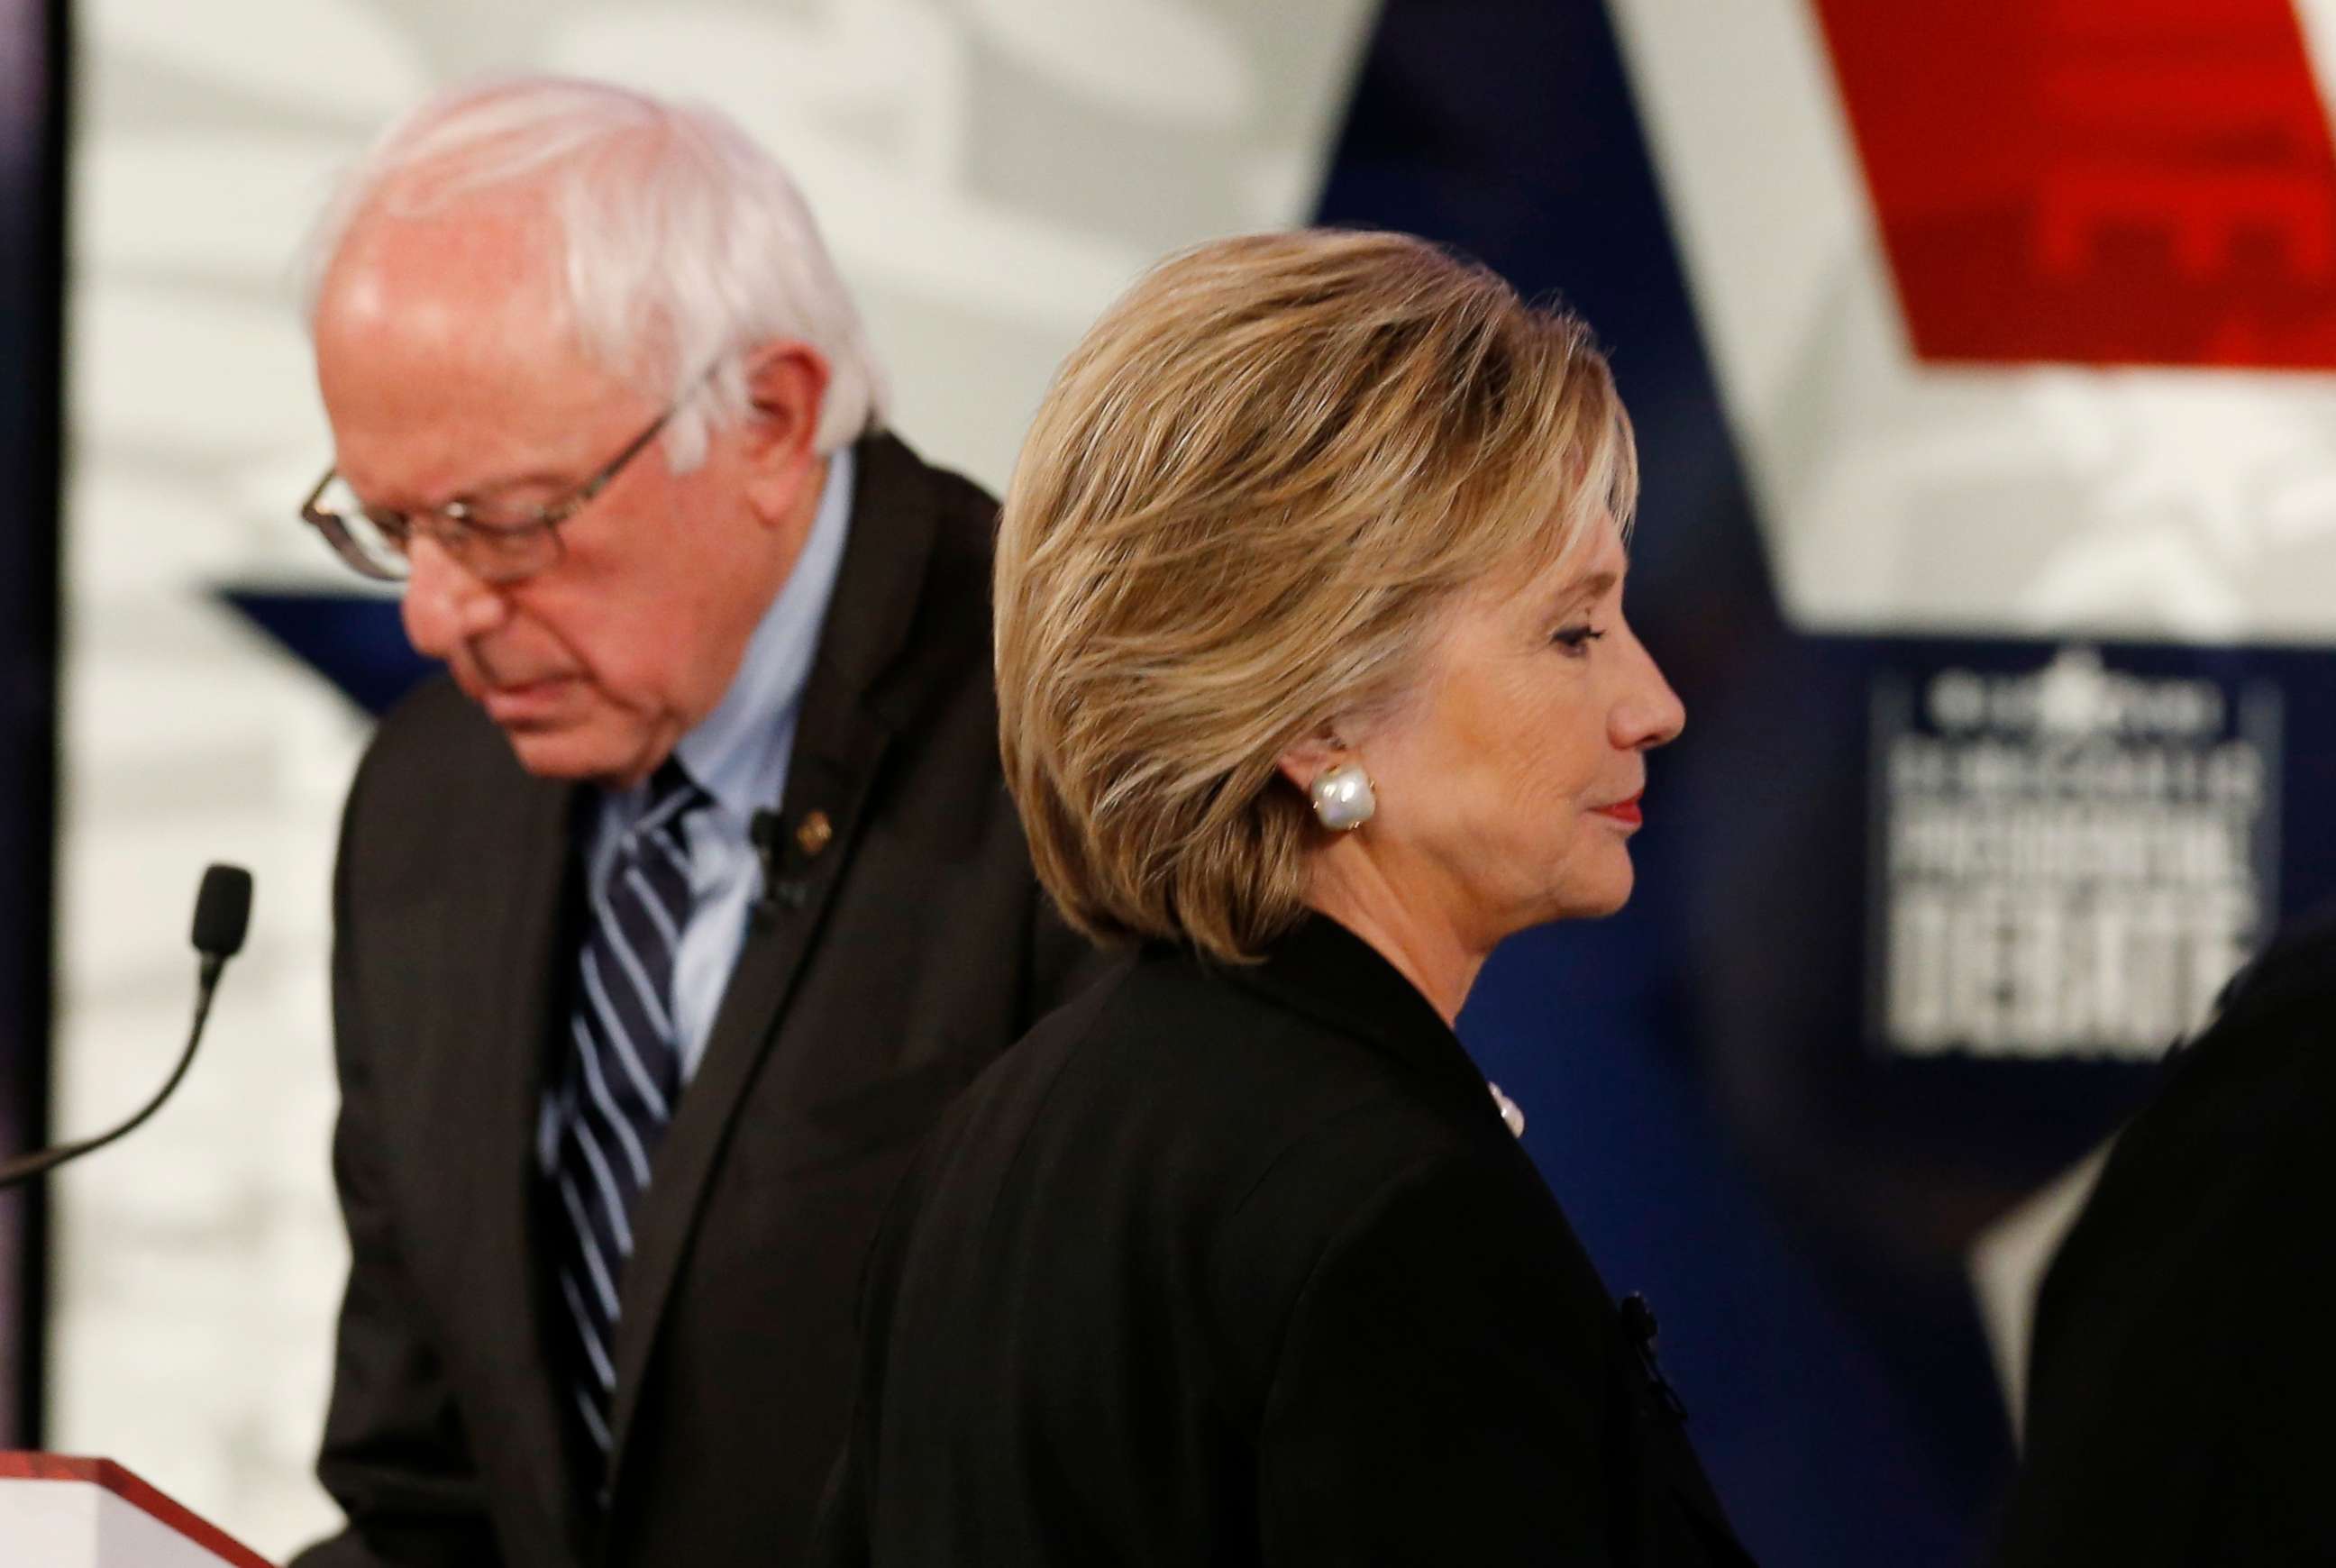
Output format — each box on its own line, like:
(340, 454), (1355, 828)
(737, 339), (834, 524)
(1273, 732), (1347, 795)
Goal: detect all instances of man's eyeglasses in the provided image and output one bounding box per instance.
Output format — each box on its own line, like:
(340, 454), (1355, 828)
(297, 397), (685, 586)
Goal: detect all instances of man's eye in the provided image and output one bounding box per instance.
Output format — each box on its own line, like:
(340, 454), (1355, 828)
(458, 503), (551, 532)
(362, 508), (415, 545)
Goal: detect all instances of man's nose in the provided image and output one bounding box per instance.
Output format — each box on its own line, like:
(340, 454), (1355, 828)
(400, 534), (509, 658)
(1612, 627), (1686, 752)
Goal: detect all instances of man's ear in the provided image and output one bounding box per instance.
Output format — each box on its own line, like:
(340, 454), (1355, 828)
(736, 339), (833, 524)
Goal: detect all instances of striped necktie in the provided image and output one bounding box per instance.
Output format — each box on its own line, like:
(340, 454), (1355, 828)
(545, 759), (706, 1463)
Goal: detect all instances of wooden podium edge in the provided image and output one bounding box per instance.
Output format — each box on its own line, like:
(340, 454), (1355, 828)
(0, 1453), (275, 1567)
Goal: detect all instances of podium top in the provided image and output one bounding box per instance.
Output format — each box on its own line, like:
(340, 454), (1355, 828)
(0, 1454), (272, 1567)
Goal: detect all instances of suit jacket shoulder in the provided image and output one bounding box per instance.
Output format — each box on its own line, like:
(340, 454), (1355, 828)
(826, 918), (1751, 1567)
(2002, 904), (2336, 1567)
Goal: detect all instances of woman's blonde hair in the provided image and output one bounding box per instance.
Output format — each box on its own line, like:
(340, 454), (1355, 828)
(997, 230), (1636, 962)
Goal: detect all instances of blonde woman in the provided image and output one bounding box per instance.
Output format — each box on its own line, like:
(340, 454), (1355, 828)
(814, 232), (1752, 1565)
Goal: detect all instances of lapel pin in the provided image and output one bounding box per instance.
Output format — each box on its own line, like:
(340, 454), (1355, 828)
(1488, 1082), (1525, 1138)
(796, 809), (834, 857)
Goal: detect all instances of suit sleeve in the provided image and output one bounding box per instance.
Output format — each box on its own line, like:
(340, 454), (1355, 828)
(290, 755), (504, 1568)
(1255, 1150), (1615, 1566)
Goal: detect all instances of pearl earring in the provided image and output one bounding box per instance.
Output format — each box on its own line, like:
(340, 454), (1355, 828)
(1309, 761), (1376, 832)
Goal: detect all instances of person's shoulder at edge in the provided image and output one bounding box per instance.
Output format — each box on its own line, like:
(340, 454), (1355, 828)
(2031, 898), (2336, 1352)
(2204, 897), (2336, 1032)
(2117, 896), (2336, 1126)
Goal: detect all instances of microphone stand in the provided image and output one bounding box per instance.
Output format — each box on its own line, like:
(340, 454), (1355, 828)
(0, 865), (251, 1190)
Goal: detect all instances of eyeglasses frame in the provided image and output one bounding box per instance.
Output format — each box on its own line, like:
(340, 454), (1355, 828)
(297, 392), (690, 586)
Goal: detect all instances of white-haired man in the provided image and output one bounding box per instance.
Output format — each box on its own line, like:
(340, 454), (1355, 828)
(288, 77), (1106, 1568)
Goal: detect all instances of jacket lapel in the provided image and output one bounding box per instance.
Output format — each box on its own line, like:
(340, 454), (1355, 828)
(601, 433), (944, 1472)
(447, 765), (581, 1542)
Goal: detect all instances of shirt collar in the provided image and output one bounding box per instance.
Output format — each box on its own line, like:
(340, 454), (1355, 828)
(670, 442), (856, 822)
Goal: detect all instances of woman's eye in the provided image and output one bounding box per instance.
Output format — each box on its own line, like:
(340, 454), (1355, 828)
(1551, 625), (1607, 655)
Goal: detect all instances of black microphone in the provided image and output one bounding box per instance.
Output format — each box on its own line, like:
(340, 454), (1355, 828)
(0, 864), (253, 1190)
(750, 810), (783, 925)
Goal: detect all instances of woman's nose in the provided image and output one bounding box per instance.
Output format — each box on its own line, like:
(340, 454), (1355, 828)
(1612, 627), (1686, 752)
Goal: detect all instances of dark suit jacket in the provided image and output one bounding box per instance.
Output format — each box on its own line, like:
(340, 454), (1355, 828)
(812, 915), (1756, 1565)
(1996, 904), (2336, 1566)
(294, 433), (1113, 1568)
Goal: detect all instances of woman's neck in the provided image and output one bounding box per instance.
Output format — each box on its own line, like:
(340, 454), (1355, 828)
(1301, 844), (1490, 1026)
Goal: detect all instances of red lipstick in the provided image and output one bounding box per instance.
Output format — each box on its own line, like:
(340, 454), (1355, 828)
(1593, 794), (1643, 825)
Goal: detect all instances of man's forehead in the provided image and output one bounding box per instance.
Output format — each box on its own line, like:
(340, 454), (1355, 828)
(313, 206), (610, 424)
(320, 203), (562, 343)
(314, 218), (637, 499)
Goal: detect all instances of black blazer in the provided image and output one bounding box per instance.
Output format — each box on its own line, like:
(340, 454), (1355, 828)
(295, 434), (1113, 1568)
(1996, 904), (2336, 1567)
(813, 915), (1755, 1565)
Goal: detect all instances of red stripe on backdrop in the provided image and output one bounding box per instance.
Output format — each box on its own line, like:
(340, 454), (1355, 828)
(1809, 0), (2336, 368)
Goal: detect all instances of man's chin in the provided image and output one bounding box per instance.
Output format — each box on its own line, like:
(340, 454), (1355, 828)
(497, 721), (643, 787)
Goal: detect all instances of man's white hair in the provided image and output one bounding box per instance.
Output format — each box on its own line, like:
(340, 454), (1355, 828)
(301, 75), (888, 467)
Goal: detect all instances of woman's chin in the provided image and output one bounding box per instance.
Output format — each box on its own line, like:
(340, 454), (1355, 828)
(1492, 877), (1636, 939)
(1552, 859), (1637, 923)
